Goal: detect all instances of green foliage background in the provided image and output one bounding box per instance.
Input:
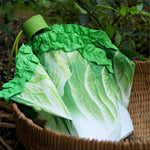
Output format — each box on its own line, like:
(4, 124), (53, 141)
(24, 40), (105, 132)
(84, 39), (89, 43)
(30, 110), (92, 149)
(0, 0), (149, 79)
(0, 0), (80, 84)
(75, 0), (150, 60)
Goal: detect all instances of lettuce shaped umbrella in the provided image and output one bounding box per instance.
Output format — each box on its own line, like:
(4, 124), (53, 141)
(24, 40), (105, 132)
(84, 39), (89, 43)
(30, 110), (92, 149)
(0, 14), (135, 141)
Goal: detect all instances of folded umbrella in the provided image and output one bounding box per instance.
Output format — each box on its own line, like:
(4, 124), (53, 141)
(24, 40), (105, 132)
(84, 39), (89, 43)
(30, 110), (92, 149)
(0, 14), (135, 141)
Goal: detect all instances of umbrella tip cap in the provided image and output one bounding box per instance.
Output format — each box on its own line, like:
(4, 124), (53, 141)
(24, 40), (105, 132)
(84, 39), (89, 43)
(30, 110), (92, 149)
(22, 14), (48, 39)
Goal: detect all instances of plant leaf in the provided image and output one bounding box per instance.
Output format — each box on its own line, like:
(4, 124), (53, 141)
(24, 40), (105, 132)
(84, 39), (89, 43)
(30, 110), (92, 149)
(0, 23), (14, 37)
(130, 6), (137, 15)
(106, 24), (115, 38)
(120, 6), (130, 16)
(121, 49), (149, 61)
(101, 10), (114, 15)
(139, 11), (150, 17)
(96, 5), (119, 13)
(75, 0), (90, 12)
(89, 0), (97, 8)
(137, 0), (150, 7)
(96, 0), (107, 5)
(130, 4), (145, 15)
(75, 3), (87, 14)
(136, 4), (143, 12)
(115, 31), (122, 47)
(79, 13), (92, 26)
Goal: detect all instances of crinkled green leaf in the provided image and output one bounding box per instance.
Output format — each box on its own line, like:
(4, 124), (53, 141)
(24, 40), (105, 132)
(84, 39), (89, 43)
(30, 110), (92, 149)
(33, 24), (119, 73)
(0, 44), (40, 103)
(11, 63), (72, 120)
(0, 24), (135, 142)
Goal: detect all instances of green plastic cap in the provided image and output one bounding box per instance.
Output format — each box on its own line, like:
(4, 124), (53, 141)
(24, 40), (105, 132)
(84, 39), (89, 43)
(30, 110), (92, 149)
(22, 14), (48, 39)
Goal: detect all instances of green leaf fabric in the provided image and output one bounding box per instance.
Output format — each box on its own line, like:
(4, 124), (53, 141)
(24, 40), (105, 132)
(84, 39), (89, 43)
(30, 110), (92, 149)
(37, 111), (78, 135)
(32, 24), (119, 73)
(0, 44), (39, 103)
(38, 49), (134, 141)
(11, 63), (71, 120)
(0, 24), (135, 141)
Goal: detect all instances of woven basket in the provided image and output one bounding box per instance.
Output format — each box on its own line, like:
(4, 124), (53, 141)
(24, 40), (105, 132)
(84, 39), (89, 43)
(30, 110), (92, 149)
(12, 61), (150, 150)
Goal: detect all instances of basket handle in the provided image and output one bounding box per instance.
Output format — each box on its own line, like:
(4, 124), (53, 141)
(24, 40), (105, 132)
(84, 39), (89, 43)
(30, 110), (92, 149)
(7, 30), (23, 81)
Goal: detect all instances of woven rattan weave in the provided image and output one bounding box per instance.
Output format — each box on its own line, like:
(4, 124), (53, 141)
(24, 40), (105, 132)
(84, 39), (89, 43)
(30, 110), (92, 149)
(12, 61), (150, 150)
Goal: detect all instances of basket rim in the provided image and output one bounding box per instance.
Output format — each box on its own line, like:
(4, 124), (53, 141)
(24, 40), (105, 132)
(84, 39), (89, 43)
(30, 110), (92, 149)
(133, 60), (150, 74)
(12, 102), (150, 144)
